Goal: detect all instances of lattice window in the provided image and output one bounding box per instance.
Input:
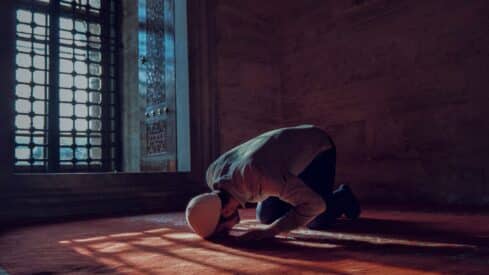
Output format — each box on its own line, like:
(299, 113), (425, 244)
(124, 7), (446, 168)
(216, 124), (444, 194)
(14, 0), (121, 172)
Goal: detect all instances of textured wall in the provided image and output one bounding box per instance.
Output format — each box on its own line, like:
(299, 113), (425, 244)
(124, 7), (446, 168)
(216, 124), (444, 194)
(0, 173), (203, 227)
(215, 0), (283, 151)
(278, 0), (489, 205)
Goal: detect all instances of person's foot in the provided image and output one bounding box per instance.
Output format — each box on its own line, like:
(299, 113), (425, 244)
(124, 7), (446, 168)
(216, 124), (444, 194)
(336, 184), (361, 220)
(307, 211), (337, 230)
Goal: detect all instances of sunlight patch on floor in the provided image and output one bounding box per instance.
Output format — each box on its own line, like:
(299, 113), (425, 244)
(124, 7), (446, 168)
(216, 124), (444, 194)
(58, 225), (447, 275)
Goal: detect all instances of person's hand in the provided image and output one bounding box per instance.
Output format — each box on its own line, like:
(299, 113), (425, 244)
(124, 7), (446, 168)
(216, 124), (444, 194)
(237, 228), (276, 241)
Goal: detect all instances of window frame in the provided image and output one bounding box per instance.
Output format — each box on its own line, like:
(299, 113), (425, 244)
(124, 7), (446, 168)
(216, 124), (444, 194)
(0, 0), (219, 225)
(12, 0), (122, 173)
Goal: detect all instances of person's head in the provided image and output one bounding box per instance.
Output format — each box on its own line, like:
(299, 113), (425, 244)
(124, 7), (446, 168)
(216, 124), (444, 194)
(185, 189), (241, 238)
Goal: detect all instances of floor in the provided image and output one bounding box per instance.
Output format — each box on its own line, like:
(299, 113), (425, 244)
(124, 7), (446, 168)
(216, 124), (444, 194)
(0, 208), (488, 275)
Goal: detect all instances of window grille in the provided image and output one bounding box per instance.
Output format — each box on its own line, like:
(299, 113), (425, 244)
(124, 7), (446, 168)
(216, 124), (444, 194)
(14, 0), (121, 172)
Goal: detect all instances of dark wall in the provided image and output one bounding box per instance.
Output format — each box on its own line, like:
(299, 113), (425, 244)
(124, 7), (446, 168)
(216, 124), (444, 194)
(0, 173), (204, 227)
(279, 0), (489, 205)
(214, 0), (282, 151)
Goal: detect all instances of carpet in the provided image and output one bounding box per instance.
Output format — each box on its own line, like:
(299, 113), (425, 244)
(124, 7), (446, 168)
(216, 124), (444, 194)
(1, 209), (488, 274)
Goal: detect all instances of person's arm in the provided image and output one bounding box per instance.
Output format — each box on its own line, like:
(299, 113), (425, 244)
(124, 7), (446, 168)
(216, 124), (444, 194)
(239, 175), (325, 240)
(268, 174), (325, 233)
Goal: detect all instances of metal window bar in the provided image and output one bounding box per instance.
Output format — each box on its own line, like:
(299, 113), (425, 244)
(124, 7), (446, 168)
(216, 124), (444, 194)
(13, 0), (121, 172)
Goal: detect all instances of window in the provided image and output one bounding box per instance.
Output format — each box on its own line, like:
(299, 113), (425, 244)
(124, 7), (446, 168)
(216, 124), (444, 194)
(14, 0), (121, 172)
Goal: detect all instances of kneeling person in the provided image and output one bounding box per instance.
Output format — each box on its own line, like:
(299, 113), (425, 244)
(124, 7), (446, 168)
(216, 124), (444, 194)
(185, 124), (360, 240)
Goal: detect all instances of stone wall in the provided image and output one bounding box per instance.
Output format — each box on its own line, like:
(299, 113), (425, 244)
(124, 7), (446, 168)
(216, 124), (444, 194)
(278, 0), (489, 205)
(214, 0), (283, 152)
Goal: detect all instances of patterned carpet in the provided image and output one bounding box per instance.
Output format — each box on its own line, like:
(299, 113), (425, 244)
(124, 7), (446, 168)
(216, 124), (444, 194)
(1, 208), (488, 274)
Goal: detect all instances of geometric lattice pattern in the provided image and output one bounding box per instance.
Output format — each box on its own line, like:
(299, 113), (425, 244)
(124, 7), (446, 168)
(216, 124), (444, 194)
(141, 0), (175, 157)
(146, 121), (167, 155)
(14, 0), (120, 172)
(15, 7), (50, 170)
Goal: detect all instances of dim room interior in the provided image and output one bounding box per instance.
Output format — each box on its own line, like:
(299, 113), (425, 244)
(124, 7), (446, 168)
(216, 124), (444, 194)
(1, 0), (488, 274)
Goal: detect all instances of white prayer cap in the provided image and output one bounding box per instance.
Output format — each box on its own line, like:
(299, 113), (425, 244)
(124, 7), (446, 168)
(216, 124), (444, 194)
(185, 192), (222, 238)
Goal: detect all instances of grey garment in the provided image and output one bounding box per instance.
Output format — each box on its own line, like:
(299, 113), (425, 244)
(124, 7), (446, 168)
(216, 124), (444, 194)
(206, 124), (333, 232)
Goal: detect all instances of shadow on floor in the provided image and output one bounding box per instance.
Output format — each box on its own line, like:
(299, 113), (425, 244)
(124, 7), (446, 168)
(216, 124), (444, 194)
(207, 216), (489, 274)
(325, 217), (489, 246)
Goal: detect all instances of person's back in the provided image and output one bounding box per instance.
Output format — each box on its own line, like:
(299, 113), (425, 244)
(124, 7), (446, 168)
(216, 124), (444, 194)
(249, 124), (332, 176)
(206, 124), (333, 206)
(211, 124), (332, 177)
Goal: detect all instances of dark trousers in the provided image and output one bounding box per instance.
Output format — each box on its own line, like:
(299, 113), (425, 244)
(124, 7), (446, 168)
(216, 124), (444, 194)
(256, 139), (346, 228)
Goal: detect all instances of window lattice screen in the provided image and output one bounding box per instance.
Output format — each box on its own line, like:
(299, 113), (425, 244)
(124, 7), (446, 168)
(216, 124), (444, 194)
(14, 0), (120, 172)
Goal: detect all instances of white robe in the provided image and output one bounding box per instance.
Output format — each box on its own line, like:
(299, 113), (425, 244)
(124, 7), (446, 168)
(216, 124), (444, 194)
(206, 124), (333, 231)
